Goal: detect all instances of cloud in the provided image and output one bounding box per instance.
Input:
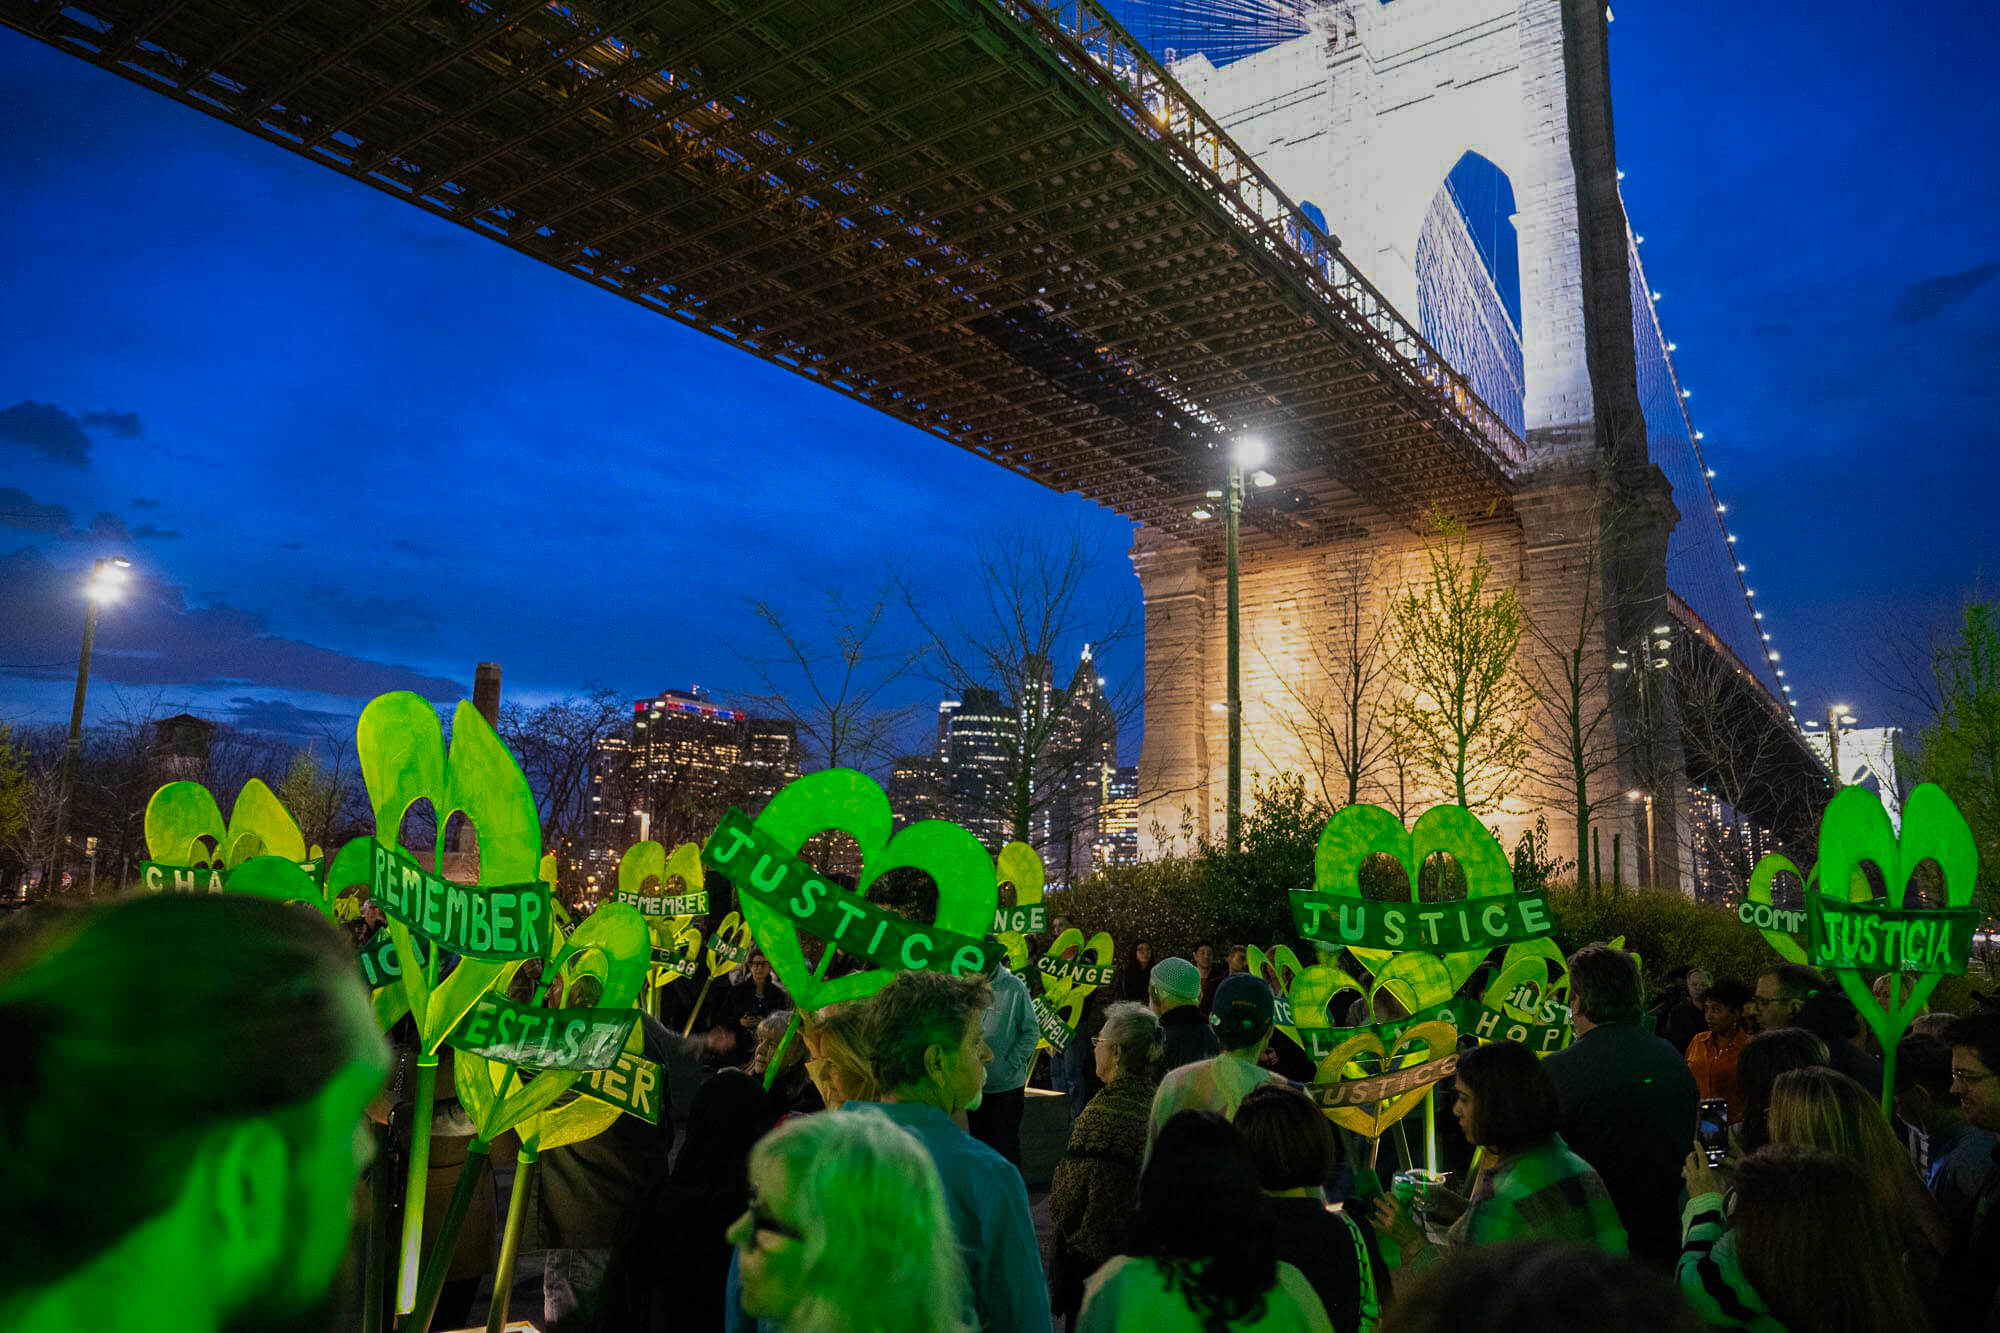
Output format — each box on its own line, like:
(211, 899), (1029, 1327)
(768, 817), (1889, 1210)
(224, 695), (356, 739)
(305, 582), (441, 635)
(132, 496), (162, 510)
(0, 401), (143, 467)
(1897, 261), (2000, 323)
(81, 410), (142, 438)
(0, 401), (92, 466)
(0, 487), (132, 542)
(0, 547), (462, 701)
(132, 523), (184, 540)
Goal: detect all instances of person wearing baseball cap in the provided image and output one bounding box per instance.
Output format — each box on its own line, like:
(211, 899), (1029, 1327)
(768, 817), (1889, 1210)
(1146, 972), (1286, 1152)
(1148, 956), (1219, 1073)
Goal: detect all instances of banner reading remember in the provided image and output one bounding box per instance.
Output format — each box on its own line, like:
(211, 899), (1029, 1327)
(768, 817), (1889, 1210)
(368, 838), (550, 960)
(1290, 890), (1553, 953)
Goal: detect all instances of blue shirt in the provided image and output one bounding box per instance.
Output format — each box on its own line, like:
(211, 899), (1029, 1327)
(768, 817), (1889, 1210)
(982, 964), (1039, 1095)
(846, 1099), (1052, 1333)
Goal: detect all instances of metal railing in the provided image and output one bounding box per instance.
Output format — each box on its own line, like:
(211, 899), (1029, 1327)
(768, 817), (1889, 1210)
(1002, 0), (1528, 473)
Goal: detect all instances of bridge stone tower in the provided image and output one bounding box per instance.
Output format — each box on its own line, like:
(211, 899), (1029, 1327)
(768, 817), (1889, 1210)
(1134, 0), (1687, 887)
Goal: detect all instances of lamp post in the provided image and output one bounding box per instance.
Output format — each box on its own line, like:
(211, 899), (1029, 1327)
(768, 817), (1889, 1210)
(1613, 622), (1672, 889)
(1216, 435), (1275, 853)
(47, 556), (131, 897)
(1628, 789), (1656, 889)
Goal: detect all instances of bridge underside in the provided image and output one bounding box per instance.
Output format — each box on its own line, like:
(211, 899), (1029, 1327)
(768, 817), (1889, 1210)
(3, 0), (1523, 556)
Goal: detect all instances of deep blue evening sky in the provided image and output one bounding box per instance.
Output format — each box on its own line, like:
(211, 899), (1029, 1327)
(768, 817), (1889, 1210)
(1, 3), (1994, 759)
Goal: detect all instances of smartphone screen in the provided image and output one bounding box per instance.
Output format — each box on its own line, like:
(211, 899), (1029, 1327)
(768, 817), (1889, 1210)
(1697, 1097), (1730, 1165)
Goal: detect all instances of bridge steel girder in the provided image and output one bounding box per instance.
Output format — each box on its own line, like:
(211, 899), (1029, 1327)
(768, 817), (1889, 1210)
(1, 0), (1526, 550)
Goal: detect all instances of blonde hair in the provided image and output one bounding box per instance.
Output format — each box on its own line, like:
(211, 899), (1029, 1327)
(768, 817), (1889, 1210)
(803, 1004), (877, 1107)
(1769, 1066), (1936, 1246)
(751, 1110), (972, 1333)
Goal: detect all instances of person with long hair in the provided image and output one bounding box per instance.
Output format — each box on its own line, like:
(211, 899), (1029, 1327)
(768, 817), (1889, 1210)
(1730, 1026), (1826, 1153)
(1679, 1146), (1927, 1331)
(1234, 1084), (1392, 1333)
(801, 1002), (876, 1110)
(1077, 1110), (1331, 1331)
(1049, 1002), (1164, 1324)
(1767, 1064), (1949, 1272)
(1373, 1041), (1625, 1261)
(728, 1109), (972, 1333)
(1119, 941), (1156, 1003)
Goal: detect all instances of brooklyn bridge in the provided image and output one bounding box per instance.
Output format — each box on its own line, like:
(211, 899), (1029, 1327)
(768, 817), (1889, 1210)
(0, 0), (1829, 892)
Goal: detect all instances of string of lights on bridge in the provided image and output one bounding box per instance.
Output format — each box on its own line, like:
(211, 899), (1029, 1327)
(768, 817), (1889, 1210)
(1623, 171), (1806, 736)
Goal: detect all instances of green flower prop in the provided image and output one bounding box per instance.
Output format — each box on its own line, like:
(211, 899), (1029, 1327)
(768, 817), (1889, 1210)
(1030, 927), (1117, 1051)
(993, 840), (1048, 936)
(1748, 785), (1977, 1111)
(1298, 802), (1548, 1007)
(701, 769), (1000, 1011)
(352, 690), (544, 1317)
(613, 840), (709, 992)
(1311, 1017), (1461, 1138)
(140, 777), (334, 913)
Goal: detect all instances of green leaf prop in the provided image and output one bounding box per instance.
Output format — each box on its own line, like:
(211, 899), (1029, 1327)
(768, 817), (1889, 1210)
(354, 690), (541, 1316)
(615, 840), (710, 916)
(1032, 928), (1116, 1051)
(1298, 803), (1545, 1007)
(702, 770), (1000, 1011)
(451, 901), (651, 1145)
(993, 840), (1048, 935)
(357, 693), (544, 1055)
(1743, 859), (1814, 963)
(1311, 1018), (1461, 1137)
(143, 776), (308, 869)
(1749, 784), (1978, 1115)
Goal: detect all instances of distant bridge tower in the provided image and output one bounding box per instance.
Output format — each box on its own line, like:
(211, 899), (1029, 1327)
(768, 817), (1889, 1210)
(1135, 0), (1687, 886)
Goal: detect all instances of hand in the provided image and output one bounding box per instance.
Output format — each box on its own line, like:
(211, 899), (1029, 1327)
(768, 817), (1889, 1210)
(1683, 1145), (1729, 1198)
(1369, 1195), (1423, 1260)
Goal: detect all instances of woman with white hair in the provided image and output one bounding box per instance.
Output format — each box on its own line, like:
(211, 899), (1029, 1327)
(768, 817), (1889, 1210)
(728, 1108), (972, 1333)
(1048, 1001), (1166, 1324)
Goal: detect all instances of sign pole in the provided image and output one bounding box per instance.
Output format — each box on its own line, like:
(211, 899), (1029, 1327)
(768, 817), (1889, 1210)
(764, 944), (835, 1091)
(486, 1147), (537, 1333)
(394, 947), (440, 1314)
(404, 1141), (493, 1333)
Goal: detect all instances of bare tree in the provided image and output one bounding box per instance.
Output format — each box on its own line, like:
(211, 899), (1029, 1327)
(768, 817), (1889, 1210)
(902, 518), (1136, 854)
(499, 684), (628, 875)
(1256, 552), (1396, 809)
(1524, 505), (1628, 869)
(1673, 632), (1819, 875)
(735, 584), (919, 774)
(1388, 509), (1533, 813)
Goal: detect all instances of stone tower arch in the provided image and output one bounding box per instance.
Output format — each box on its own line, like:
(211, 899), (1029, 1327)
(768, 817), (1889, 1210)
(1136, 0), (1687, 887)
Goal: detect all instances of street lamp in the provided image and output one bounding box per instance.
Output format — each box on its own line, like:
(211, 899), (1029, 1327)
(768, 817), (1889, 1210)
(1628, 789), (1656, 889)
(48, 555), (132, 896)
(1225, 434), (1268, 854)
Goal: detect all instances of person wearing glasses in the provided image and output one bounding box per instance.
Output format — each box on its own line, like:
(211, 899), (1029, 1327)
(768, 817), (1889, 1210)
(729, 1109), (972, 1333)
(1939, 1014), (2000, 1325)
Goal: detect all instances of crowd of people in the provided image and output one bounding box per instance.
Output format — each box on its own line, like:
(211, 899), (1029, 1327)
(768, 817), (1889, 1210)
(9, 893), (2000, 1332)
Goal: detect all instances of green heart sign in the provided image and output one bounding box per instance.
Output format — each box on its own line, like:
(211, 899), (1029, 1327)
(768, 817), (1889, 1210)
(993, 840), (1048, 935)
(701, 769), (1000, 1011)
(357, 692), (546, 1054)
(1297, 803), (1542, 1009)
(143, 776), (307, 870)
(615, 840), (709, 917)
